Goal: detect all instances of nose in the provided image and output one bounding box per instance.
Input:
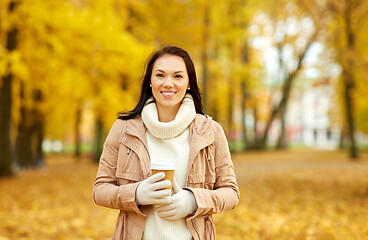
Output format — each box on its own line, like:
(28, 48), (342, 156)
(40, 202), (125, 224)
(163, 78), (174, 87)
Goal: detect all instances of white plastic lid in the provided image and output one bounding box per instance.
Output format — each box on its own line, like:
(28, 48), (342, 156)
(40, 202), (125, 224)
(150, 161), (175, 170)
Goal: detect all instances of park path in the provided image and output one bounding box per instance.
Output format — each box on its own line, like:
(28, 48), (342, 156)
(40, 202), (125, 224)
(232, 149), (368, 183)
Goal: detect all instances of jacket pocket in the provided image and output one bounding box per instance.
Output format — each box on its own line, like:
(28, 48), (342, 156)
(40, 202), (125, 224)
(187, 174), (215, 189)
(116, 146), (144, 185)
(188, 145), (216, 189)
(116, 172), (143, 185)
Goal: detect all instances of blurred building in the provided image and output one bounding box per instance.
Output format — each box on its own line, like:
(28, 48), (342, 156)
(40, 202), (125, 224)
(285, 79), (341, 149)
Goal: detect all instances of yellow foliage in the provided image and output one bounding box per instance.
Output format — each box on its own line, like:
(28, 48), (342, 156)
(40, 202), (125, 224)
(1, 0), (150, 139)
(2, 0), (368, 147)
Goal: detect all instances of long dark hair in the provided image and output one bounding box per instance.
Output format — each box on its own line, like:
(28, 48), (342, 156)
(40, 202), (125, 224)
(118, 45), (203, 120)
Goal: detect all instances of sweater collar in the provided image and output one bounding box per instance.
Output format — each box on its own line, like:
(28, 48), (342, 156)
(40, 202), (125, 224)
(141, 94), (196, 139)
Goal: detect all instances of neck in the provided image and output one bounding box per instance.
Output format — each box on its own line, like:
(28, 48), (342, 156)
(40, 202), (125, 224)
(156, 104), (180, 122)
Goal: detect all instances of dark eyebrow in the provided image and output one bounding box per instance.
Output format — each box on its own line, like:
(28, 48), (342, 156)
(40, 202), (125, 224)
(155, 69), (185, 74)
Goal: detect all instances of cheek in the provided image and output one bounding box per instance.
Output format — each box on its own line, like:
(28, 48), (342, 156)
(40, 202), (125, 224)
(151, 86), (160, 96)
(182, 80), (190, 89)
(150, 80), (161, 90)
(151, 83), (162, 98)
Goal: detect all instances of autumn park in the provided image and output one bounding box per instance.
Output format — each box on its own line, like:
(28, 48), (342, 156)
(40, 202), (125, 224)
(1, 0), (368, 239)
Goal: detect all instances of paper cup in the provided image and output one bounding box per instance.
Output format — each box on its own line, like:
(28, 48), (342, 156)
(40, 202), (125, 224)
(151, 161), (175, 190)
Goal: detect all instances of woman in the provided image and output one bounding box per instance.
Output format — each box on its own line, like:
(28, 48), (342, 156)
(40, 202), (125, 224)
(93, 45), (239, 240)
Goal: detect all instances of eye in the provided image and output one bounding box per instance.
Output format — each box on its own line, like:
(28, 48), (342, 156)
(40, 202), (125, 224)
(174, 74), (183, 78)
(156, 73), (164, 78)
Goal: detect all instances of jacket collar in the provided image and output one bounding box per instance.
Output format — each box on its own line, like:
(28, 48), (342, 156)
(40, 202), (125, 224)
(188, 114), (214, 154)
(124, 116), (147, 146)
(191, 114), (212, 136)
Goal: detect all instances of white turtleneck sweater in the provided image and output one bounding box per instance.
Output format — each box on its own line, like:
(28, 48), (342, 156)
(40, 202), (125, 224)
(141, 94), (196, 240)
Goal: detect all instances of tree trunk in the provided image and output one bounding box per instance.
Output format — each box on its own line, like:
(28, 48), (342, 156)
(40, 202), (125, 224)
(343, 74), (357, 159)
(15, 86), (45, 168)
(33, 89), (44, 167)
(259, 31), (318, 149)
(15, 82), (35, 168)
(201, 0), (209, 113)
(275, 43), (288, 150)
(75, 103), (82, 159)
(342, 6), (358, 159)
(94, 118), (104, 163)
(227, 82), (234, 138)
(0, 73), (14, 176)
(253, 105), (260, 149)
(34, 119), (44, 167)
(212, 101), (219, 122)
(240, 43), (250, 150)
(339, 126), (345, 150)
(0, 1), (18, 177)
(276, 110), (287, 149)
(241, 81), (247, 149)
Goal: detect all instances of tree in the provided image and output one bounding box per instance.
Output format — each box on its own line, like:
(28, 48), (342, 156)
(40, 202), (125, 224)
(0, 0), (148, 173)
(326, 0), (368, 159)
(250, 1), (321, 149)
(0, 1), (18, 177)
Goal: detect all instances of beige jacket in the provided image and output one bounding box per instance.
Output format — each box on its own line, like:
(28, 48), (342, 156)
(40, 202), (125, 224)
(93, 114), (239, 240)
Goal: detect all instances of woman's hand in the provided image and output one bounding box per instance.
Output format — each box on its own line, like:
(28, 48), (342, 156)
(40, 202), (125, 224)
(155, 179), (198, 220)
(135, 172), (172, 205)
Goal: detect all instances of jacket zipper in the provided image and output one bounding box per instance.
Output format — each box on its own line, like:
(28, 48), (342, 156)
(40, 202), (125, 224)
(191, 219), (200, 239)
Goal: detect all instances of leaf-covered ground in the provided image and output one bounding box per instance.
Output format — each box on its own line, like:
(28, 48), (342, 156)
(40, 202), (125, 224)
(0, 150), (367, 239)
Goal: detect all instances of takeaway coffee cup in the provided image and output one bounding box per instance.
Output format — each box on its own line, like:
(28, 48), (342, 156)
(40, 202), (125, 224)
(150, 161), (175, 190)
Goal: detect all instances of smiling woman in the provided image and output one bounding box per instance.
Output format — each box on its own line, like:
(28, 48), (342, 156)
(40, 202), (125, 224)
(150, 54), (190, 122)
(117, 46), (203, 121)
(93, 45), (239, 240)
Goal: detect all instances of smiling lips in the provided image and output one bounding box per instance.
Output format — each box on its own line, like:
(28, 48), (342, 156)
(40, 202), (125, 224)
(161, 91), (176, 97)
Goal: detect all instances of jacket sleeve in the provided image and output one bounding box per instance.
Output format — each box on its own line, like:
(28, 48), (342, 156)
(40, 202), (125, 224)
(186, 121), (240, 218)
(93, 120), (144, 216)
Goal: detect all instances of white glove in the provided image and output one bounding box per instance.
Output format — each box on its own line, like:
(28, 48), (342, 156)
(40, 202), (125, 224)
(135, 172), (172, 205)
(155, 179), (198, 220)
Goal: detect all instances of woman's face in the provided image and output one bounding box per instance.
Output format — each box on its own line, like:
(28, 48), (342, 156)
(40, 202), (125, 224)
(150, 54), (190, 116)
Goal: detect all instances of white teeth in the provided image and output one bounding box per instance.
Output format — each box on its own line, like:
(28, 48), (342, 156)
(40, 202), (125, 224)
(162, 92), (175, 96)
